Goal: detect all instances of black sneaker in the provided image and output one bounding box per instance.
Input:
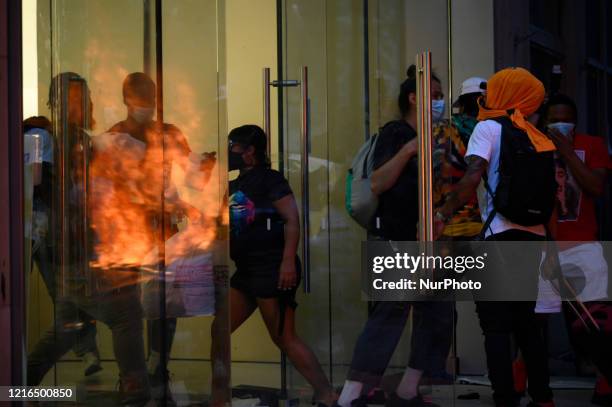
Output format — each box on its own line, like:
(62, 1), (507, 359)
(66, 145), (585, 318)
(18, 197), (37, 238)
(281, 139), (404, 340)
(385, 393), (440, 407)
(149, 368), (176, 407)
(351, 395), (368, 407)
(525, 401), (555, 407)
(118, 374), (153, 407)
(366, 389), (387, 404)
(330, 395), (367, 407)
(83, 352), (103, 376)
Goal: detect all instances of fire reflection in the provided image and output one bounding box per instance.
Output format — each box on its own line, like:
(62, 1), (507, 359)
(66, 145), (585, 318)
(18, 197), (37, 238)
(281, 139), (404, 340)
(82, 72), (219, 289)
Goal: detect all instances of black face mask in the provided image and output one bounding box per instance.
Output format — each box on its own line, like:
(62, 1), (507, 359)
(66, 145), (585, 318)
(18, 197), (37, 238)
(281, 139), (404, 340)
(228, 150), (246, 171)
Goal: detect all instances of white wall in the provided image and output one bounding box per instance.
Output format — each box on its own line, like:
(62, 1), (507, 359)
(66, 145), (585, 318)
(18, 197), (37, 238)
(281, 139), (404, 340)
(22, 0), (38, 118)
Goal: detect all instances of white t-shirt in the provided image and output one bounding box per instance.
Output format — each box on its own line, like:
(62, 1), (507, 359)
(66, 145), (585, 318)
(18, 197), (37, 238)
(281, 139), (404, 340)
(536, 242), (609, 313)
(465, 120), (545, 238)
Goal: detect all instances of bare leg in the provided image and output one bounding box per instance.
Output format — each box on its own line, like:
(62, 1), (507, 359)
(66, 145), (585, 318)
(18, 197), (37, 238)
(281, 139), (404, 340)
(257, 298), (337, 406)
(210, 289), (257, 406)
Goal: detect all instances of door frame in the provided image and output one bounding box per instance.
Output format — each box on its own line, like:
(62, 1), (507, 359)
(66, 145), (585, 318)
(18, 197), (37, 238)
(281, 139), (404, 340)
(0, 0), (25, 386)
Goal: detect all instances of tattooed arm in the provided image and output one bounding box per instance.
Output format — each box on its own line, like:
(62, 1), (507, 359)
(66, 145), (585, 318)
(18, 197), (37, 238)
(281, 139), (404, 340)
(433, 155), (488, 239)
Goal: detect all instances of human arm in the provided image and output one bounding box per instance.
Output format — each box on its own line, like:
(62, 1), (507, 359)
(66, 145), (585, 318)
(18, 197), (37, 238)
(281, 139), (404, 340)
(370, 136), (418, 195)
(433, 155), (489, 239)
(272, 194), (300, 290)
(548, 129), (607, 197)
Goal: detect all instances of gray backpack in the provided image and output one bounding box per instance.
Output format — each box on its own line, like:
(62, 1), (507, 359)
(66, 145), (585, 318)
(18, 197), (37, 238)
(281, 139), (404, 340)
(345, 134), (379, 228)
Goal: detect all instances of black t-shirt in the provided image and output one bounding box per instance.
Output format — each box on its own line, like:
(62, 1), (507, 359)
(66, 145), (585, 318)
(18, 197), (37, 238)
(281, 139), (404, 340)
(369, 120), (419, 241)
(229, 166), (293, 264)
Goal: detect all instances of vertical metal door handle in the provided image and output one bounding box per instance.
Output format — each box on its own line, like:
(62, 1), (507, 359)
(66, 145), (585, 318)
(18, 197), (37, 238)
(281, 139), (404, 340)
(263, 67), (271, 156)
(416, 52), (434, 242)
(300, 66), (310, 293)
(83, 136), (92, 296)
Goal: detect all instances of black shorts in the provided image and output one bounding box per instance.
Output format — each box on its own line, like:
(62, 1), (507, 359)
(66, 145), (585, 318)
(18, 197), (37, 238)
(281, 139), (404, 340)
(230, 256), (301, 309)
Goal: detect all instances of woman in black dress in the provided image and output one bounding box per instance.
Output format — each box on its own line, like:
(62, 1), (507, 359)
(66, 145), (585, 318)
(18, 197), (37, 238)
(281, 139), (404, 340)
(211, 125), (336, 406)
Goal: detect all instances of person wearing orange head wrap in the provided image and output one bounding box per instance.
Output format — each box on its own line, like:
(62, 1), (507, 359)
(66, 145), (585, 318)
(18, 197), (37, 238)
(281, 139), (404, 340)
(478, 67), (556, 153)
(433, 68), (557, 407)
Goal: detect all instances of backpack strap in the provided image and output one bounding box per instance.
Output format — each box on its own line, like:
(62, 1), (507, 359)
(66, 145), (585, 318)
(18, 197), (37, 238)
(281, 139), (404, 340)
(477, 173), (497, 240)
(362, 133), (377, 178)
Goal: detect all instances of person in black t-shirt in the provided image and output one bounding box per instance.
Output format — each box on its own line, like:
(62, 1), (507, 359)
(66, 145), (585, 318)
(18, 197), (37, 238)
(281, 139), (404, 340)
(368, 119), (419, 240)
(337, 67), (453, 407)
(210, 125), (336, 407)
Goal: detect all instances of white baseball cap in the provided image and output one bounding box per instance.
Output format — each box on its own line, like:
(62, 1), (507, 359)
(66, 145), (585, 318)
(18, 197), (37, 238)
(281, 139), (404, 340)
(459, 77), (487, 96)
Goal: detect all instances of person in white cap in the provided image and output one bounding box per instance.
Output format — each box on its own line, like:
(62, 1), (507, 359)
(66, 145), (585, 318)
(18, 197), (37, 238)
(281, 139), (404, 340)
(455, 77), (487, 111)
(431, 76), (487, 240)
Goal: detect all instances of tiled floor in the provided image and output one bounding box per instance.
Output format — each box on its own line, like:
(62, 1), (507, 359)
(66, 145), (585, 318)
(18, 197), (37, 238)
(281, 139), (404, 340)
(38, 361), (598, 406)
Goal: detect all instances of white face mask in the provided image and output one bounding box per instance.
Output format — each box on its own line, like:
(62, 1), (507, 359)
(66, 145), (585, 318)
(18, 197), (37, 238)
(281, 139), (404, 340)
(547, 122), (575, 137)
(431, 99), (445, 123)
(129, 106), (155, 124)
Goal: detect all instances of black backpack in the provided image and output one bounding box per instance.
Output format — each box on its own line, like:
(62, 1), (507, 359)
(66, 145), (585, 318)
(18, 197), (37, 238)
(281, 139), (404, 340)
(482, 116), (556, 231)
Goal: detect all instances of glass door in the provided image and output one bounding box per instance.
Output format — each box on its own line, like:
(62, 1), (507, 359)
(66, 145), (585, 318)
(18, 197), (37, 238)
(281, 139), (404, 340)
(280, 0), (458, 405)
(23, 1), (230, 405)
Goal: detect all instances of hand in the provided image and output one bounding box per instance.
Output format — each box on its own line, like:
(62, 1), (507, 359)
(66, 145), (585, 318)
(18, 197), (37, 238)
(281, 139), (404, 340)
(540, 250), (560, 281)
(278, 258), (297, 291)
(433, 217), (446, 240)
(200, 151), (217, 181)
(546, 128), (573, 157)
(402, 138), (418, 158)
(201, 151), (217, 168)
(416, 218), (446, 241)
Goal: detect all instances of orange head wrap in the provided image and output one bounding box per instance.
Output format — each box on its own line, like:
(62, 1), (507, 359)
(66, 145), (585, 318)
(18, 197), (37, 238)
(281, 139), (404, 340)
(478, 67), (555, 152)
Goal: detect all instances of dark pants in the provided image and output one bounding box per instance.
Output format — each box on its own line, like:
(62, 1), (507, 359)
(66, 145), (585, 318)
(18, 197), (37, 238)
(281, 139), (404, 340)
(476, 229), (552, 405)
(28, 285), (150, 404)
(347, 301), (454, 386)
(32, 241), (99, 358)
(149, 317), (177, 369)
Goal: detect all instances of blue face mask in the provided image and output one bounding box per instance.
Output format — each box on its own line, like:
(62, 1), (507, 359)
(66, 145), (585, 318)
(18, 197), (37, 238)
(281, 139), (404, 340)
(432, 99), (445, 123)
(547, 122), (575, 137)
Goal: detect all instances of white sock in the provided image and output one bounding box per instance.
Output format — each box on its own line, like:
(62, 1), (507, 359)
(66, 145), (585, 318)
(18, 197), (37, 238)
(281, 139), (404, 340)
(338, 380), (363, 407)
(396, 367), (422, 400)
(147, 351), (161, 374)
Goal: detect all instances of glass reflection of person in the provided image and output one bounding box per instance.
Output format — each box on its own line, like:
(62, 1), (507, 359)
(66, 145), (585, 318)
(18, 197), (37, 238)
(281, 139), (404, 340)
(105, 72), (215, 400)
(27, 72), (153, 407)
(210, 125), (337, 407)
(23, 113), (103, 377)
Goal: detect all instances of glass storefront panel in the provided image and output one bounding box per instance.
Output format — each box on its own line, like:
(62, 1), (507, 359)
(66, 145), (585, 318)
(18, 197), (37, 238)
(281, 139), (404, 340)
(279, 1), (457, 405)
(23, 0), (230, 405)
